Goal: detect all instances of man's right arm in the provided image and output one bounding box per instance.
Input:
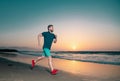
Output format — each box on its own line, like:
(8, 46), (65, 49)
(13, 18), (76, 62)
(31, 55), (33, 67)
(38, 33), (43, 46)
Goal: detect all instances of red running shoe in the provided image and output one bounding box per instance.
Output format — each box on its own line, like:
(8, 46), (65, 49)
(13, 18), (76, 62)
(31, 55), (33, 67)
(32, 60), (35, 68)
(51, 69), (58, 75)
(53, 69), (58, 72)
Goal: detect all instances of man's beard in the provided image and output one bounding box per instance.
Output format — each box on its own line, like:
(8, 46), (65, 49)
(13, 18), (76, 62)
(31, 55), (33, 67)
(50, 30), (54, 32)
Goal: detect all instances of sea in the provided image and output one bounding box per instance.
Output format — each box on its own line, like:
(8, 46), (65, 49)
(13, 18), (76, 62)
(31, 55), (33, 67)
(19, 50), (120, 65)
(0, 47), (120, 65)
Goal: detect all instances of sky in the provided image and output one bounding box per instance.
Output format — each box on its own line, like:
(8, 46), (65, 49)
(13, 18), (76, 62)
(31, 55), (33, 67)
(0, 0), (120, 51)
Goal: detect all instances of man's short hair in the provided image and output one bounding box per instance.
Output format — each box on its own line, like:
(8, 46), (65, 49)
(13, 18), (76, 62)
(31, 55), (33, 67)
(48, 25), (53, 30)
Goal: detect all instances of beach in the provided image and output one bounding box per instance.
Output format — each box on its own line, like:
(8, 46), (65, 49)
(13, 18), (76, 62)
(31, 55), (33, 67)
(0, 52), (120, 81)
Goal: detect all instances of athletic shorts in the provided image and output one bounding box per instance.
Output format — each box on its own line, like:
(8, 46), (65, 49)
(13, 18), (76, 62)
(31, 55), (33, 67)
(42, 48), (51, 57)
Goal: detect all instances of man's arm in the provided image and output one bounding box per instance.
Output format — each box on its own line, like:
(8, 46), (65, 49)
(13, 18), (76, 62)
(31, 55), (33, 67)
(38, 33), (43, 46)
(54, 34), (57, 43)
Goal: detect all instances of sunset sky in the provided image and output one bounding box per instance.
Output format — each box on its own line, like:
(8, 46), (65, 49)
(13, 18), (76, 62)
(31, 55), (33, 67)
(0, 0), (120, 51)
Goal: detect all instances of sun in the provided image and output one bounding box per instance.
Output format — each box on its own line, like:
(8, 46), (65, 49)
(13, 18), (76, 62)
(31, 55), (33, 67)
(72, 45), (77, 50)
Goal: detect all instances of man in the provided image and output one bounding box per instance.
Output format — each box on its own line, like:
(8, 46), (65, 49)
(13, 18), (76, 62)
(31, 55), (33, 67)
(31, 25), (58, 75)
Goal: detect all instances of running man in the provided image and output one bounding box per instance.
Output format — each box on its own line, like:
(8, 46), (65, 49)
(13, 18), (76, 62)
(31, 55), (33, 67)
(31, 25), (58, 75)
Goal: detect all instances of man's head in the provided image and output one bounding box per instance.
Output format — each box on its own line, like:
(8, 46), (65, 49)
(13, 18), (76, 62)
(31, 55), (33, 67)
(48, 24), (54, 32)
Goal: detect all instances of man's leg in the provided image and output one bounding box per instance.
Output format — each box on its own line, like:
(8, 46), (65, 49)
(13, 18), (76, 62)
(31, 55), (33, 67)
(48, 56), (54, 71)
(43, 48), (54, 71)
(48, 56), (58, 75)
(43, 48), (58, 74)
(35, 56), (45, 64)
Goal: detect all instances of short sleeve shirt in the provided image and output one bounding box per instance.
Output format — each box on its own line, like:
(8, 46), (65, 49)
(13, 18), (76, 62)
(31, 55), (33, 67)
(42, 31), (56, 49)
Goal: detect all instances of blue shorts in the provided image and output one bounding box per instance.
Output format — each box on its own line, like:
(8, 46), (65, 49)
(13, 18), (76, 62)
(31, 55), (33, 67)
(42, 48), (51, 57)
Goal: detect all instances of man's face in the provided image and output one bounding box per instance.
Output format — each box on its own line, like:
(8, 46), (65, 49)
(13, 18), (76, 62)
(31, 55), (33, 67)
(49, 26), (54, 32)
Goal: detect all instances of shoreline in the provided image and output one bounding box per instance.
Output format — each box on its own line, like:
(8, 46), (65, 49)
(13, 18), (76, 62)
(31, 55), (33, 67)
(0, 52), (120, 81)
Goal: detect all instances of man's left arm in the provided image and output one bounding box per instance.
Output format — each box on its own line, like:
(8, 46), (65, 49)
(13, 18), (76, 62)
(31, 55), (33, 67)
(54, 34), (57, 43)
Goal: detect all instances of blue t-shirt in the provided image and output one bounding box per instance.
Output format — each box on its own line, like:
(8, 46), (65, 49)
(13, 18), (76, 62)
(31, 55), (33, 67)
(42, 31), (56, 49)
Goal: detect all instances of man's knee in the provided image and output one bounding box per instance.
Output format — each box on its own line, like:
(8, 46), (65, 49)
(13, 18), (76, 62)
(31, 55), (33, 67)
(42, 56), (45, 58)
(38, 56), (45, 59)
